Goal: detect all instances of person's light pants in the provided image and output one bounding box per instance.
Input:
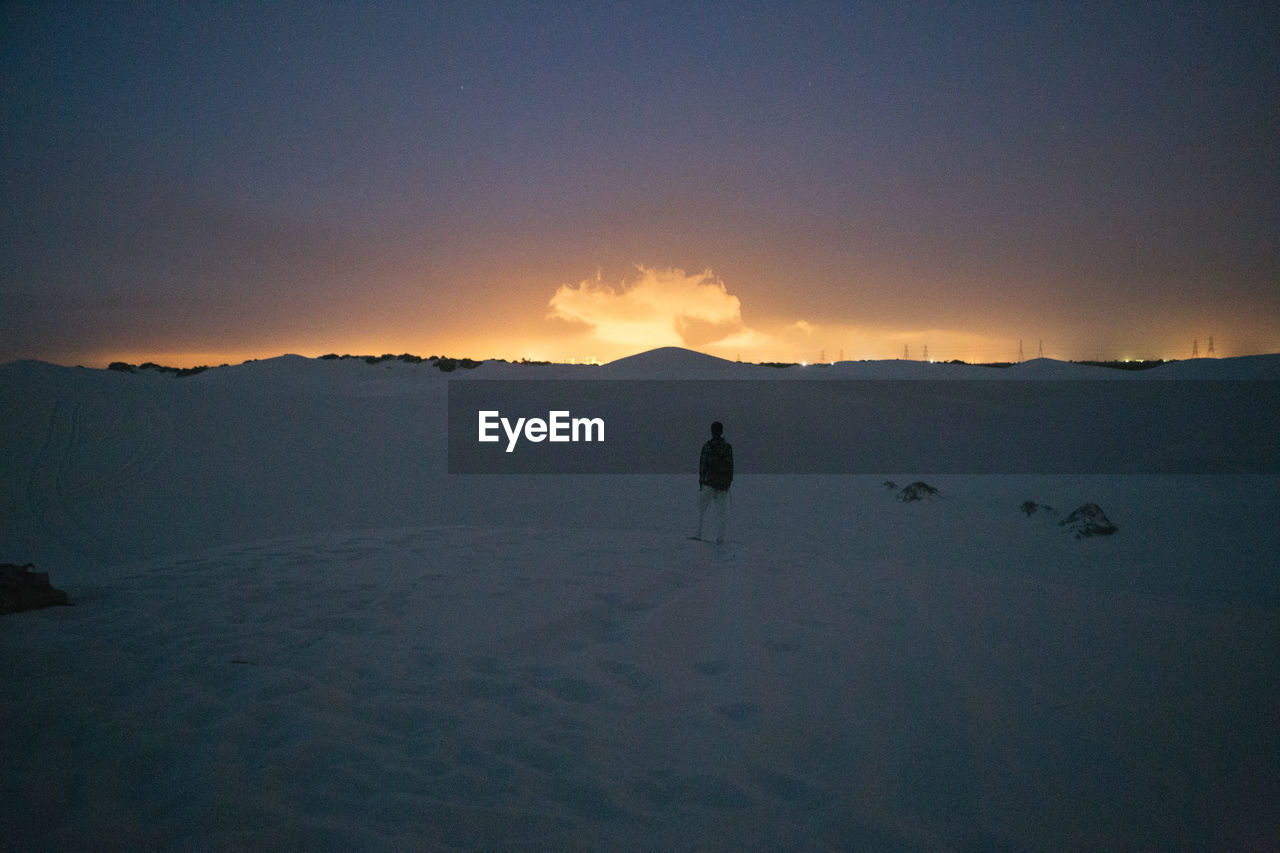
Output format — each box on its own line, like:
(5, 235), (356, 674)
(695, 486), (730, 543)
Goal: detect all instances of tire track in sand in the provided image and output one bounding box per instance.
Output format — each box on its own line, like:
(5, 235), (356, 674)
(25, 390), (175, 564)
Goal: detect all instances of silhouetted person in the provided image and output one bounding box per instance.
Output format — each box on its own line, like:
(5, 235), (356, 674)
(694, 421), (733, 543)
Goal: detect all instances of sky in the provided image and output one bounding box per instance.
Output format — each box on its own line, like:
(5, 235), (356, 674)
(2, 1), (1277, 367)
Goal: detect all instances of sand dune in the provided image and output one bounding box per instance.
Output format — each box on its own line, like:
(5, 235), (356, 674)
(3, 351), (1278, 849)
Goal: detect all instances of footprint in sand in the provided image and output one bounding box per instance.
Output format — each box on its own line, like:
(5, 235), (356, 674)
(493, 735), (576, 777)
(549, 775), (626, 820)
(466, 655), (512, 678)
(597, 659), (655, 692)
(632, 770), (752, 810)
(547, 676), (604, 704)
(715, 701), (761, 722)
(746, 765), (825, 810)
(520, 665), (606, 705)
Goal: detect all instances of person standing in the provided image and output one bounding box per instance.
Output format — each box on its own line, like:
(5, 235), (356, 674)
(694, 421), (733, 543)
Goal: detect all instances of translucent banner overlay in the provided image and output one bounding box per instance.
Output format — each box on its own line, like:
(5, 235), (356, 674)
(448, 380), (1280, 475)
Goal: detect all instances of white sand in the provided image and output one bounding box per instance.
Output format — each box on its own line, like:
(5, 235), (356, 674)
(3, 350), (1278, 849)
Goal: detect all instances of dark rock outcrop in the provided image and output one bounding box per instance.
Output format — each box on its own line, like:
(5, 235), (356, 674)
(1, 564), (70, 614)
(1059, 503), (1118, 538)
(898, 481), (939, 502)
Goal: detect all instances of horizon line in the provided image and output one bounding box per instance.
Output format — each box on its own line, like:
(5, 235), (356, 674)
(9, 345), (1279, 373)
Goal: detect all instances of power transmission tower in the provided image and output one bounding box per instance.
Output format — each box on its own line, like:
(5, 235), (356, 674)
(1192, 339), (1199, 358)
(923, 344), (929, 362)
(1038, 339), (1044, 358)
(1018, 339), (1024, 363)
(903, 344), (909, 360)
(1208, 336), (1215, 357)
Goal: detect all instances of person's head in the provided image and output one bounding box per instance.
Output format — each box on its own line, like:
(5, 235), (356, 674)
(710, 421), (723, 437)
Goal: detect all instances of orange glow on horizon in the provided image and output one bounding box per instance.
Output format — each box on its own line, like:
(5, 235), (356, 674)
(73, 334), (1239, 372)
(35, 261), (1272, 369)
(54, 326), (1266, 371)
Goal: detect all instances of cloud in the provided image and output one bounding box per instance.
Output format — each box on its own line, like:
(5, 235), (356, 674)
(548, 266), (745, 349)
(541, 265), (1021, 364)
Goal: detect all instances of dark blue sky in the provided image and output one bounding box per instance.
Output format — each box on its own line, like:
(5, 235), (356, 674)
(3, 2), (1277, 364)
